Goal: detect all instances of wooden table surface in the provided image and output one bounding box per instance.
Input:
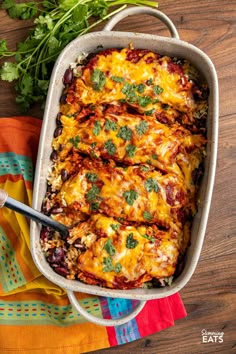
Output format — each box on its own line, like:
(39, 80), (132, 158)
(0, 0), (235, 353)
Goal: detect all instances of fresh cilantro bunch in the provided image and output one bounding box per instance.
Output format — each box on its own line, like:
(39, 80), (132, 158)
(0, 0), (158, 112)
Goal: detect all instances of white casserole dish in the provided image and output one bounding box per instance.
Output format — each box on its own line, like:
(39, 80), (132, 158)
(30, 6), (219, 326)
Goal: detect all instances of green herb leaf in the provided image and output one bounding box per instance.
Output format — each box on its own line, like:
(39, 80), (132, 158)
(152, 153), (158, 160)
(126, 233), (138, 249)
(141, 233), (155, 242)
(104, 139), (116, 155)
(69, 135), (80, 147)
(102, 256), (114, 272)
(144, 178), (159, 192)
(144, 108), (155, 116)
(140, 165), (150, 171)
(114, 262), (122, 273)
(111, 75), (124, 83)
(0, 62), (19, 81)
(85, 172), (97, 182)
(2, 0), (38, 20)
(0, 40), (8, 55)
(20, 73), (33, 96)
(121, 82), (137, 102)
(102, 257), (122, 273)
(117, 126), (132, 141)
(93, 120), (101, 136)
(137, 95), (152, 107)
(135, 120), (148, 135)
(136, 83), (146, 93)
(153, 85), (163, 95)
(110, 224), (120, 232)
(104, 238), (116, 256)
(86, 184), (100, 202)
(146, 78), (153, 85)
(91, 68), (106, 91)
(126, 144), (136, 157)
(143, 211), (153, 221)
(90, 201), (100, 211)
(104, 119), (118, 131)
(123, 190), (138, 206)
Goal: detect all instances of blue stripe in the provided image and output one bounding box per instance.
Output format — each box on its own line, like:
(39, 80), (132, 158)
(107, 298), (141, 344)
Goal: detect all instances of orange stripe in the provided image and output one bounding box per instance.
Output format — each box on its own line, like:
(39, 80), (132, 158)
(0, 323), (109, 354)
(0, 174), (33, 189)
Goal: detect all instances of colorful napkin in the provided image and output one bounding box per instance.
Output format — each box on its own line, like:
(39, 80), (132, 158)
(0, 117), (187, 353)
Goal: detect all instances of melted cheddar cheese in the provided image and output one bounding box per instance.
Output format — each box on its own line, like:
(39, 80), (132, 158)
(73, 214), (181, 289)
(41, 46), (208, 290)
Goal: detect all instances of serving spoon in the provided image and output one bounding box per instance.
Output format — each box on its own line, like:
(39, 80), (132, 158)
(0, 189), (68, 237)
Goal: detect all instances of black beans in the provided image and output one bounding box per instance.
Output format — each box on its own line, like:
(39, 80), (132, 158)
(40, 228), (50, 241)
(47, 247), (65, 263)
(60, 93), (67, 104)
(56, 112), (62, 125)
(50, 150), (58, 161)
(54, 126), (62, 138)
(63, 68), (73, 85)
(61, 169), (68, 182)
(54, 266), (69, 277)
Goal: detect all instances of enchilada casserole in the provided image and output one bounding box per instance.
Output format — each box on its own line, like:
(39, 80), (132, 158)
(40, 45), (208, 289)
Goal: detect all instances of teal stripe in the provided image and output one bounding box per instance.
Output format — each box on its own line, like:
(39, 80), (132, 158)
(0, 227), (26, 292)
(0, 152), (33, 182)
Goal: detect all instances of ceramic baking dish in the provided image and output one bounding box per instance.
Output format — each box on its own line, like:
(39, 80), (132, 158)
(30, 6), (219, 326)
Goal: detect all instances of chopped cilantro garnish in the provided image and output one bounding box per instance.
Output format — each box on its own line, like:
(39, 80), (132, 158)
(136, 83), (146, 93)
(114, 263), (122, 273)
(123, 190), (138, 206)
(102, 256), (122, 273)
(104, 139), (116, 155)
(137, 95), (152, 107)
(105, 119), (118, 131)
(121, 82), (137, 102)
(140, 165), (150, 171)
(91, 142), (97, 149)
(104, 238), (116, 256)
(85, 172), (97, 182)
(93, 120), (101, 136)
(126, 233), (139, 249)
(135, 120), (148, 135)
(102, 256), (114, 272)
(153, 85), (164, 95)
(111, 75), (125, 83)
(144, 108), (155, 116)
(91, 68), (106, 91)
(90, 202), (100, 211)
(86, 184), (100, 202)
(146, 78), (154, 85)
(141, 233), (155, 242)
(143, 211), (153, 221)
(110, 224), (120, 232)
(69, 135), (80, 147)
(144, 178), (159, 192)
(117, 126), (132, 141)
(152, 153), (158, 160)
(126, 144), (136, 157)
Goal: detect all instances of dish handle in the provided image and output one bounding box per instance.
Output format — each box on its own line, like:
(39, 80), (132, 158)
(103, 6), (179, 39)
(67, 290), (146, 327)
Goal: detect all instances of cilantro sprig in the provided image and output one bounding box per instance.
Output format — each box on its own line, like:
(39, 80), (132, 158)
(0, 0), (158, 112)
